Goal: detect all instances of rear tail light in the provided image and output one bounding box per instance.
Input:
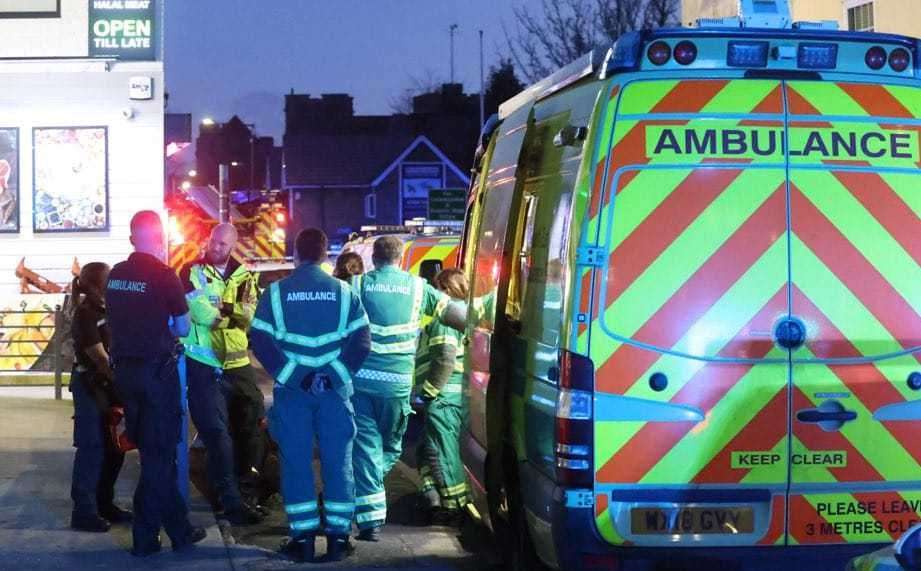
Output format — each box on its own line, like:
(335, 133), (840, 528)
(673, 41), (698, 65)
(889, 48), (911, 72)
(797, 43), (838, 70)
(555, 350), (594, 487)
(647, 41), (671, 66)
(865, 46), (887, 70)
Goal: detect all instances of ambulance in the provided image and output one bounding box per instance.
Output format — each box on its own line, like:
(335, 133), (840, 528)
(457, 1), (921, 568)
(341, 220), (462, 283)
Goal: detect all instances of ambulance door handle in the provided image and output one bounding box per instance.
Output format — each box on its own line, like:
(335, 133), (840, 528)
(795, 400), (856, 431)
(796, 409), (857, 423)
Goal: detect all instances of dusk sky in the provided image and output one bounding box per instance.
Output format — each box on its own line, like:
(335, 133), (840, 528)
(165, 1), (522, 143)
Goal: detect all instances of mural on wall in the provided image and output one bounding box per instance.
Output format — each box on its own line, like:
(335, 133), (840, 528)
(33, 127), (108, 232)
(0, 128), (18, 233)
(0, 294), (70, 373)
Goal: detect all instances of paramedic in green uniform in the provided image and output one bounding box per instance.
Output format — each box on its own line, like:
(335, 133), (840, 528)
(414, 269), (470, 524)
(350, 236), (451, 541)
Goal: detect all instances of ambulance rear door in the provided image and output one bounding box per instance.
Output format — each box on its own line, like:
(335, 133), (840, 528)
(785, 79), (921, 546)
(587, 77), (792, 547)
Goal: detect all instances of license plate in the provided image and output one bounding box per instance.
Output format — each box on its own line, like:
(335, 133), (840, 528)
(631, 506), (754, 535)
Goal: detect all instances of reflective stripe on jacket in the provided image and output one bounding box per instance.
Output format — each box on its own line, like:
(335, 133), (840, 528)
(351, 265), (450, 398)
(250, 263), (370, 399)
(180, 259), (259, 369)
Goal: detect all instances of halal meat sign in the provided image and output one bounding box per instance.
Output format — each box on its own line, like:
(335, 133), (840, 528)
(89, 0), (156, 61)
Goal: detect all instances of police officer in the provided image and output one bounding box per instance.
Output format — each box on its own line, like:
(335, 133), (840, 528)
(105, 211), (205, 556)
(69, 262), (131, 533)
(414, 269), (469, 525)
(179, 223), (263, 524)
(350, 236), (451, 541)
(250, 228), (370, 563)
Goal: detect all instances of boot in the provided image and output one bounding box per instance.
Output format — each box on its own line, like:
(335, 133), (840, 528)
(324, 534), (354, 562)
(172, 526), (207, 552)
(225, 503), (264, 525)
(99, 504), (133, 523)
(279, 534), (315, 563)
(357, 525), (381, 542)
(71, 513), (110, 533)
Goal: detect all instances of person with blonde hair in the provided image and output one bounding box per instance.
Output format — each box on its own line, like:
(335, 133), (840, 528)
(414, 269), (469, 524)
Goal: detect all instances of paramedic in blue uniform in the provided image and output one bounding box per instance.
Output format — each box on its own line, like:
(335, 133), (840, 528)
(105, 210), (206, 556)
(251, 228), (371, 563)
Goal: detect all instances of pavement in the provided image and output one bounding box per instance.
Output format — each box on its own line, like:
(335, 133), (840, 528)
(0, 388), (491, 570)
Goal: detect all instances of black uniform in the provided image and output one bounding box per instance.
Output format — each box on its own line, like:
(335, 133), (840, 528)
(105, 252), (196, 553)
(70, 298), (124, 523)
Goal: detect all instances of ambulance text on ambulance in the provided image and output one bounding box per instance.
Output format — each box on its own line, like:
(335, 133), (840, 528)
(646, 126), (919, 163)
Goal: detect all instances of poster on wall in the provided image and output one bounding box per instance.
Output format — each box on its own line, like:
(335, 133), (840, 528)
(33, 127), (108, 233)
(89, 0), (157, 61)
(401, 164), (444, 222)
(0, 129), (18, 233)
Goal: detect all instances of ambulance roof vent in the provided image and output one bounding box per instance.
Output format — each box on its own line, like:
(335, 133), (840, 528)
(738, 0), (792, 29)
(695, 16), (742, 29)
(792, 20), (839, 31)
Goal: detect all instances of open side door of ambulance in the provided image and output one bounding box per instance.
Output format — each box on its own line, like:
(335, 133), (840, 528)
(583, 76), (921, 549)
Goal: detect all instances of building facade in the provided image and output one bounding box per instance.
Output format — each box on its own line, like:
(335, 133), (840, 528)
(682, 0), (921, 36)
(283, 87), (479, 244)
(0, 0), (165, 294)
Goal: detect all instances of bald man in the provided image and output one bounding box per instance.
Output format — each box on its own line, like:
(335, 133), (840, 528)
(106, 210), (205, 556)
(178, 223), (263, 526)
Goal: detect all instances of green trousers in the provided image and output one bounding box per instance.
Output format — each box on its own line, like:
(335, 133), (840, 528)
(351, 391), (410, 530)
(417, 395), (468, 510)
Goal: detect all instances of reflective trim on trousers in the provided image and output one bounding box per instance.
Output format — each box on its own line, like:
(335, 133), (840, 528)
(323, 500), (355, 513)
(355, 509), (387, 524)
(285, 501), (319, 515)
(355, 492), (387, 507)
(325, 515), (352, 530)
(290, 518), (321, 531)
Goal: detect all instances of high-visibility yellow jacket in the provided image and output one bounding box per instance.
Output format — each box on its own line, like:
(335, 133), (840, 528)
(179, 258), (259, 370)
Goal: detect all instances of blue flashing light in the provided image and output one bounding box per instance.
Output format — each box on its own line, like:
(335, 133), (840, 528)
(607, 31), (643, 73)
(727, 40), (770, 67)
(797, 42), (838, 69)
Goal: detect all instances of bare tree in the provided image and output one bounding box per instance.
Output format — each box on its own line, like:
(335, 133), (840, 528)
(389, 69), (445, 114)
(506, 0), (679, 82)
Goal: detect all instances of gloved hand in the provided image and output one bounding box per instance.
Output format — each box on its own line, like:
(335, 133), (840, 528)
(301, 372), (331, 395)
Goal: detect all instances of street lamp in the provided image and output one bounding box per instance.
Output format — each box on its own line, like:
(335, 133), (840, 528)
(200, 117), (259, 192)
(201, 117), (216, 127)
(188, 169), (197, 178)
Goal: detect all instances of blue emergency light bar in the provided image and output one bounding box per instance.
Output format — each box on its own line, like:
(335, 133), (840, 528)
(727, 41), (770, 67)
(797, 43), (838, 69)
(605, 27), (921, 78)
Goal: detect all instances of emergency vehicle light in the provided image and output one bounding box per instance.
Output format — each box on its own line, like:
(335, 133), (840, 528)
(865, 46), (887, 70)
(889, 48), (911, 72)
(647, 41), (671, 66)
(727, 40), (770, 67)
(797, 42), (838, 69)
(673, 41), (698, 65)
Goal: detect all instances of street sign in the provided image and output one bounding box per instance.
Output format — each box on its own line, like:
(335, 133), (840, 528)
(428, 188), (466, 221)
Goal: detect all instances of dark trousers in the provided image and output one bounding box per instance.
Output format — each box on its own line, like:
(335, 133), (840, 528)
(224, 364), (267, 482)
(115, 356), (192, 549)
(186, 357), (241, 512)
(70, 369), (125, 518)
